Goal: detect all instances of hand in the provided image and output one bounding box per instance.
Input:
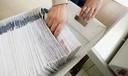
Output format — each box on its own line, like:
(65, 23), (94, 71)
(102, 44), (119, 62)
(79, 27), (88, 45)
(79, 0), (103, 21)
(46, 4), (67, 36)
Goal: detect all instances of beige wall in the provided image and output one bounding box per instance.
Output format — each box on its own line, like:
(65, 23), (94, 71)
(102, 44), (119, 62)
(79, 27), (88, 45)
(0, 0), (51, 20)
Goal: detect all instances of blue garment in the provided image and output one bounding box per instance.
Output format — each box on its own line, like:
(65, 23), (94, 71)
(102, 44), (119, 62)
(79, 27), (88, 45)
(71, 0), (86, 7)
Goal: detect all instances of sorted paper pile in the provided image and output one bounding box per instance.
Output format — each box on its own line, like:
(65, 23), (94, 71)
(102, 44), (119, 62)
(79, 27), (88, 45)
(0, 8), (81, 76)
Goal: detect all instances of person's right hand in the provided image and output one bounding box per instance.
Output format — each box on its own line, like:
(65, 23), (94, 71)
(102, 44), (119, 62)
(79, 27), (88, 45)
(46, 4), (67, 36)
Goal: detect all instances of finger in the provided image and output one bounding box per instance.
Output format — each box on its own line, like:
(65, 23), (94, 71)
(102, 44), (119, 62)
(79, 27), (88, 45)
(86, 8), (95, 21)
(46, 16), (50, 24)
(89, 8), (95, 18)
(46, 15), (52, 27)
(80, 6), (87, 16)
(54, 22), (65, 37)
(47, 17), (54, 28)
(82, 7), (91, 20)
(50, 19), (59, 33)
(81, 7), (88, 17)
(92, 8), (98, 18)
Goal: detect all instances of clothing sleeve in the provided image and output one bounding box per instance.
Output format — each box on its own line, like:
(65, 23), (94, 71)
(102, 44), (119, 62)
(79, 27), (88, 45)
(52, 0), (68, 6)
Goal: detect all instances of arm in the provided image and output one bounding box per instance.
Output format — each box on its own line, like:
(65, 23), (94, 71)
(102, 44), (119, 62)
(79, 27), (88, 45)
(46, 0), (68, 36)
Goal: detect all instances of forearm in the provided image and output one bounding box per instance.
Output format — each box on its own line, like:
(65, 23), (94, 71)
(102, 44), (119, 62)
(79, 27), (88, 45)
(52, 0), (68, 6)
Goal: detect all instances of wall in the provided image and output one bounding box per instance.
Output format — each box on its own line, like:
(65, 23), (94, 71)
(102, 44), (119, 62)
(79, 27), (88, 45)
(0, 0), (51, 20)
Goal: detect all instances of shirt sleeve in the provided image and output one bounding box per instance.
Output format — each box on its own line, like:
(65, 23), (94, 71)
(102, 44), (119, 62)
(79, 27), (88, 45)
(52, 0), (68, 6)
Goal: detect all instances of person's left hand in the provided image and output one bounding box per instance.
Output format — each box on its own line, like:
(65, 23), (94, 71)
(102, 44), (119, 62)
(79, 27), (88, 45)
(79, 0), (103, 21)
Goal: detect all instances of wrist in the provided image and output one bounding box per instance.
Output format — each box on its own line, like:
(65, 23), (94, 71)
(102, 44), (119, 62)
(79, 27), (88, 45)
(52, 3), (67, 7)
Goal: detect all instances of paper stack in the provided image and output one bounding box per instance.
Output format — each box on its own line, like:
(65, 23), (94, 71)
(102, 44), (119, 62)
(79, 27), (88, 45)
(0, 8), (81, 76)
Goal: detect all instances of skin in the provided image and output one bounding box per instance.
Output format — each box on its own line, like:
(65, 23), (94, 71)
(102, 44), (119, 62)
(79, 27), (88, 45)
(80, 0), (103, 21)
(46, 4), (67, 37)
(47, 0), (103, 36)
